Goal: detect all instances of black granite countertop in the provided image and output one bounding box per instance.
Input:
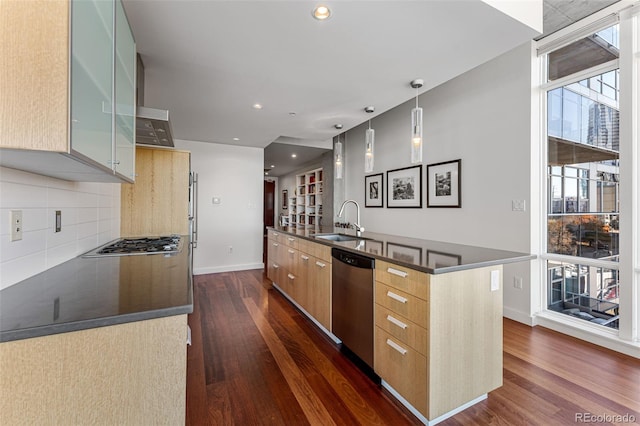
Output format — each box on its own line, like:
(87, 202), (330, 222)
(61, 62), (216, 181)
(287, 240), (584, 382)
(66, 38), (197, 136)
(268, 225), (534, 274)
(0, 236), (193, 343)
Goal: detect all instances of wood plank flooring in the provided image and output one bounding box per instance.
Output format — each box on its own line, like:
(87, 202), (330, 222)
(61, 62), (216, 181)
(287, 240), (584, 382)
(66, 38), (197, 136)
(186, 270), (640, 425)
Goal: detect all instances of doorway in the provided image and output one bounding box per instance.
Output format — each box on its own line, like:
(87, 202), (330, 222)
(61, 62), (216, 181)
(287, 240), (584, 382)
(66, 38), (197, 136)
(263, 180), (275, 263)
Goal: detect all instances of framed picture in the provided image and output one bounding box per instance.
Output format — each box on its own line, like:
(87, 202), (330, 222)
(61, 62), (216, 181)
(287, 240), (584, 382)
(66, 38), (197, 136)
(387, 165), (422, 208)
(365, 240), (383, 255)
(387, 242), (422, 266)
(426, 250), (462, 269)
(364, 173), (384, 207)
(427, 159), (461, 208)
(282, 190), (288, 209)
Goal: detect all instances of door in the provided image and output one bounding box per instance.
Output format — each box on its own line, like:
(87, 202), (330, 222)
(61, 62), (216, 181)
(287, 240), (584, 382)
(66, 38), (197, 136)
(263, 180), (275, 263)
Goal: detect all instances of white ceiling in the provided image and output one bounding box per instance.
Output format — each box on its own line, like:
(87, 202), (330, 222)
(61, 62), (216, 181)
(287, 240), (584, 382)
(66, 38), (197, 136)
(122, 0), (619, 177)
(122, 0), (541, 152)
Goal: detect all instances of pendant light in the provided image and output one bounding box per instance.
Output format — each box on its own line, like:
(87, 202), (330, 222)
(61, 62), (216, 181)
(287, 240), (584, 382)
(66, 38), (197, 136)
(410, 79), (424, 164)
(335, 133), (344, 179)
(364, 106), (375, 173)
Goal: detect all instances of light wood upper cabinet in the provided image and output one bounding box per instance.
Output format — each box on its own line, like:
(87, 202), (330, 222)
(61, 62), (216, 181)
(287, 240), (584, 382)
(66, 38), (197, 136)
(0, 0), (136, 183)
(121, 147), (190, 237)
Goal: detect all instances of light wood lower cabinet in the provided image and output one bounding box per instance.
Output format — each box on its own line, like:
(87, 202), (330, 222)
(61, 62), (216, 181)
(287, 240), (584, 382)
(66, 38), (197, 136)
(374, 261), (503, 421)
(266, 233), (331, 331)
(0, 315), (188, 425)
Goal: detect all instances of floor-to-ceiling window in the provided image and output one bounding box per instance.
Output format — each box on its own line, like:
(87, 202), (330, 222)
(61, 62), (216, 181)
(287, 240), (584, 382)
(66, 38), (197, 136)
(539, 3), (639, 344)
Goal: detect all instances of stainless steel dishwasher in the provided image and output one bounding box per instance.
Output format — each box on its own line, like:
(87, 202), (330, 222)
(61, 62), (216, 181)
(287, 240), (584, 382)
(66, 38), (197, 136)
(331, 248), (375, 370)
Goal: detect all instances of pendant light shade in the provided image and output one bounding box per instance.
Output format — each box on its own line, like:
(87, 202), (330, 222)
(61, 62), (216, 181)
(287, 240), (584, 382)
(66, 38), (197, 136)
(365, 126), (375, 173)
(364, 106), (375, 173)
(335, 135), (343, 179)
(410, 79), (424, 164)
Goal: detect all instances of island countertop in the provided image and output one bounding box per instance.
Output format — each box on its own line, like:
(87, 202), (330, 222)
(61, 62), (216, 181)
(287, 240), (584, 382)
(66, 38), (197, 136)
(0, 237), (193, 343)
(267, 225), (534, 274)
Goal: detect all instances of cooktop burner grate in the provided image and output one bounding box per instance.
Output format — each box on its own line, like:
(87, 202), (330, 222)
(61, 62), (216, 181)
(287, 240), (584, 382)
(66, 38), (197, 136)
(82, 235), (182, 257)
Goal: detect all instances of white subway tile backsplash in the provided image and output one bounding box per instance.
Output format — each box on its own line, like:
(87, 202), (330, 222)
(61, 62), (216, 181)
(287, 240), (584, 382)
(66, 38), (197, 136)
(0, 182), (48, 208)
(0, 167), (121, 289)
(0, 251), (47, 291)
(45, 240), (78, 269)
(0, 229), (47, 262)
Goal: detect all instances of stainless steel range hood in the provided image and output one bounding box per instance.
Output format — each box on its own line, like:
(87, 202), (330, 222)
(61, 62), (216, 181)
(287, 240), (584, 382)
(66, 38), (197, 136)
(136, 106), (174, 147)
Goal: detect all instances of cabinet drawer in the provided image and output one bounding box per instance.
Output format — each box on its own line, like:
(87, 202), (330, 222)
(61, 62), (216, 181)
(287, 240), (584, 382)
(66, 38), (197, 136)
(267, 239), (283, 263)
(375, 282), (427, 326)
(267, 230), (282, 243)
(375, 260), (429, 300)
(375, 304), (427, 356)
(299, 239), (332, 262)
(283, 234), (299, 249)
(374, 327), (427, 415)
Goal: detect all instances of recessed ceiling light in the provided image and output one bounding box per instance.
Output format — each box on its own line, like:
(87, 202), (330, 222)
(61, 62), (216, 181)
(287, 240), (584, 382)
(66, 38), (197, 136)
(291, 154), (297, 158)
(289, 112), (297, 116)
(271, 165), (275, 168)
(233, 137), (239, 141)
(312, 5), (331, 20)
(265, 172), (269, 175)
(252, 103), (263, 110)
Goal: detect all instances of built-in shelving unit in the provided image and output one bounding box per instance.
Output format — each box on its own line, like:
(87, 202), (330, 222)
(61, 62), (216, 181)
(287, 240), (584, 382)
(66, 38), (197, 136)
(290, 168), (323, 229)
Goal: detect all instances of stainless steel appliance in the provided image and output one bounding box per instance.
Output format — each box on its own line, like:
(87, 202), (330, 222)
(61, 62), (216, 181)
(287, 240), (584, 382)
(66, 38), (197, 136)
(331, 248), (375, 370)
(82, 235), (183, 258)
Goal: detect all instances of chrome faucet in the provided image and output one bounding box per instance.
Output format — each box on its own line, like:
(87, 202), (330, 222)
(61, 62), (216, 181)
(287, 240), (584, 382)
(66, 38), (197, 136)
(338, 199), (365, 236)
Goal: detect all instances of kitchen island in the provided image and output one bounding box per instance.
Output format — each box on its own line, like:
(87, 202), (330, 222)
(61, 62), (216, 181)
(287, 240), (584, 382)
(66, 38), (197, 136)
(266, 225), (534, 425)
(0, 237), (193, 425)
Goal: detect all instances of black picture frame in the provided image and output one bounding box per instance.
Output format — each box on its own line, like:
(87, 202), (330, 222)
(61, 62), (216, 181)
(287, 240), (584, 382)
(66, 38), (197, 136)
(364, 173), (384, 207)
(426, 159), (461, 208)
(386, 165), (422, 208)
(282, 189), (288, 209)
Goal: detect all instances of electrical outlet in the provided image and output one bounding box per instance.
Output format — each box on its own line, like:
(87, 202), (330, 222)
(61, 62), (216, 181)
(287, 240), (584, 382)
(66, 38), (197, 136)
(514, 276), (523, 289)
(512, 199), (526, 212)
(490, 270), (500, 291)
(10, 210), (22, 242)
(228, 246), (233, 254)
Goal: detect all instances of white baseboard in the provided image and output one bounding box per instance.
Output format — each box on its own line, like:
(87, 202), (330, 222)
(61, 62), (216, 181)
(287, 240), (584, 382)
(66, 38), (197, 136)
(535, 312), (640, 359)
(503, 306), (535, 326)
(193, 263), (264, 275)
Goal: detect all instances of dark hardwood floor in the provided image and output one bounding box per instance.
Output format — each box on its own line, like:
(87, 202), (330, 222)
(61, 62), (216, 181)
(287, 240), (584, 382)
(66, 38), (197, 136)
(186, 270), (640, 425)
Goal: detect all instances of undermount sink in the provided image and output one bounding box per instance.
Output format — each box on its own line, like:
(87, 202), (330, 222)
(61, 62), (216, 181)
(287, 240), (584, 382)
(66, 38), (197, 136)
(313, 233), (371, 242)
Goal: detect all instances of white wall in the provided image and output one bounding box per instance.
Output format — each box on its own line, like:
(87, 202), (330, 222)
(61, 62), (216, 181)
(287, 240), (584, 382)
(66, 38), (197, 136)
(342, 41), (536, 322)
(0, 167), (121, 290)
(174, 139), (264, 274)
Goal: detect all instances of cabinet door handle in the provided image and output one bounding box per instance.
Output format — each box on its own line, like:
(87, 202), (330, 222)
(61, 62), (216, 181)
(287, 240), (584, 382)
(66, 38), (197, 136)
(287, 273), (295, 280)
(387, 291), (407, 304)
(288, 249), (295, 254)
(301, 255), (310, 261)
(273, 232), (279, 236)
(288, 237), (295, 242)
(386, 339), (407, 355)
(315, 261), (326, 268)
(272, 243), (279, 247)
(386, 314), (408, 330)
(273, 263), (279, 269)
(387, 267), (408, 278)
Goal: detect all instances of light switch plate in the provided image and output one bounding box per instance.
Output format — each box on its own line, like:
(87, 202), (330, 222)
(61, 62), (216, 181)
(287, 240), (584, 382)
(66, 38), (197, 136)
(490, 270), (500, 291)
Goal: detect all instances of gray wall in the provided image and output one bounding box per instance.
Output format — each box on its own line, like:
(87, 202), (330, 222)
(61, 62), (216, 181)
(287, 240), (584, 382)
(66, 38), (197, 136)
(341, 41), (535, 322)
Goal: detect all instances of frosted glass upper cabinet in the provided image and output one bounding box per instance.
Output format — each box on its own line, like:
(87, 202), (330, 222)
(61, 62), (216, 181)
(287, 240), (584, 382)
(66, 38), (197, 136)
(114, 0), (136, 181)
(0, 0), (136, 183)
(71, 0), (114, 170)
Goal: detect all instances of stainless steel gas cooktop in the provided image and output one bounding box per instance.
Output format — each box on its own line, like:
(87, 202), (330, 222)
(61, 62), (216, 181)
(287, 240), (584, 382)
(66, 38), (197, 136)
(82, 235), (183, 258)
